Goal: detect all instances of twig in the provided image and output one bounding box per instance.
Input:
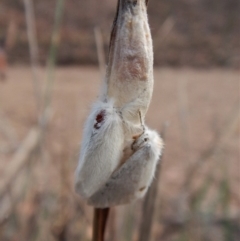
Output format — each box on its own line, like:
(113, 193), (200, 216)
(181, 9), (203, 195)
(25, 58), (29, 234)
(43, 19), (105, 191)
(5, 20), (17, 51)
(94, 27), (106, 78)
(138, 164), (161, 241)
(123, 205), (135, 241)
(41, 0), (65, 127)
(0, 112), (18, 148)
(93, 208), (110, 241)
(0, 145), (17, 154)
(177, 77), (190, 163)
(23, 0), (41, 114)
(0, 128), (40, 199)
(155, 16), (175, 44)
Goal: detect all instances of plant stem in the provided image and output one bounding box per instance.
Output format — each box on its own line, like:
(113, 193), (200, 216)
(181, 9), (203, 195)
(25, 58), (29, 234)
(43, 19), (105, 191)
(41, 0), (65, 126)
(93, 208), (110, 241)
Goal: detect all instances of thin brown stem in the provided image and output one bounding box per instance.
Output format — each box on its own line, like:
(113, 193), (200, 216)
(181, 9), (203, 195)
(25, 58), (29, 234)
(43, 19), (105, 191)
(93, 208), (110, 241)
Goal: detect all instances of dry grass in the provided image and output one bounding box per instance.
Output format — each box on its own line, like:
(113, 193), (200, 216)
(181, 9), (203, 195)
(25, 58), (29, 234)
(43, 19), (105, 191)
(0, 66), (239, 241)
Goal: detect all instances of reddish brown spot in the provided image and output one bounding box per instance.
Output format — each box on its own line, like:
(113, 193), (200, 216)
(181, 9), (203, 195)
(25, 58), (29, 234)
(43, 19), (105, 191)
(94, 110), (106, 129)
(139, 186), (146, 192)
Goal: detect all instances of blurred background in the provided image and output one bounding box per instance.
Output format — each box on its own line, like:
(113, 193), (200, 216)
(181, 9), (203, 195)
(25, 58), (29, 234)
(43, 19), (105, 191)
(0, 0), (239, 240)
